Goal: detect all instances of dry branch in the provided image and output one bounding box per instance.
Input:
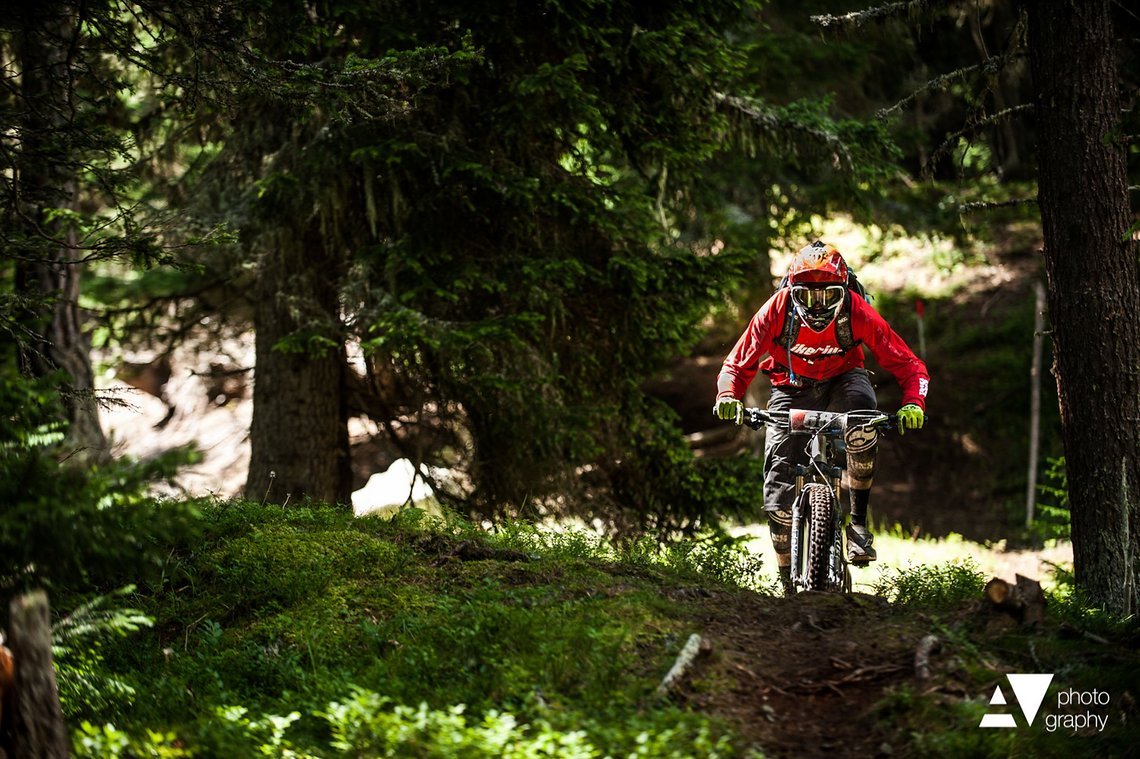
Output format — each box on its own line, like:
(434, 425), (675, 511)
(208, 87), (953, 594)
(915, 634), (941, 681)
(792, 662), (906, 693)
(656, 633), (709, 697)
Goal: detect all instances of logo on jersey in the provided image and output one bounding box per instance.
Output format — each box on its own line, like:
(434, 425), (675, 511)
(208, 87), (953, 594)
(919, 378), (929, 397)
(791, 343), (845, 357)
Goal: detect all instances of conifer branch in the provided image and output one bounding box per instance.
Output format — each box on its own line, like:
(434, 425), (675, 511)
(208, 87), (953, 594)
(877, 52), (1026, 119)
(811, 1), (935, 30)
(928, 103), (1033, 171)
(956, 197), (1037, 213)
(715, 93), (854, 172)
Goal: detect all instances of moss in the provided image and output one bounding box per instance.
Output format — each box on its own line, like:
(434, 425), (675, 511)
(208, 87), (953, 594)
(89, 501), (744, 756)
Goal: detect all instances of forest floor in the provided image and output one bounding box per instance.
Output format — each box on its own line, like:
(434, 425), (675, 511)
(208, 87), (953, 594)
(684, 589), (924, 758)
(669, 580), (1138, 758)
(83, 502), (1138, 758)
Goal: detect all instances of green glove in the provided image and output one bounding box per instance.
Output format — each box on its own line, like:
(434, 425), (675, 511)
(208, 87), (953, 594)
(714, 397), (744, 425)
(897, 404), (925, 434)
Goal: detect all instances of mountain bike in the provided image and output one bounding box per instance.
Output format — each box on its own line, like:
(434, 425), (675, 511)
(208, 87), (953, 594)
(743, 408), (897, 593)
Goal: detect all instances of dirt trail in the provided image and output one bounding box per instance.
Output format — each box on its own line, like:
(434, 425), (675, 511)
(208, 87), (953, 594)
(683, 590), (928, 758)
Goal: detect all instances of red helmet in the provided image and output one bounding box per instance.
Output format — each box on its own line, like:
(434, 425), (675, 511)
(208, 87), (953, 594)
(788, 240), (848, 285)
(787, 241), (848, 332)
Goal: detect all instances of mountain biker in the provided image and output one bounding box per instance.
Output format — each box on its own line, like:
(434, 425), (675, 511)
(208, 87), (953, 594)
(713, 241), (929, 593)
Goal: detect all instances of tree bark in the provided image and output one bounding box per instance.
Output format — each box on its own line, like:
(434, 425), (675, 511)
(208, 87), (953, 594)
(8, 591), (68, 759)
(14, 2), (107, 462)
(245, 226), (351, 506)
(1028, 0), (1140, 615)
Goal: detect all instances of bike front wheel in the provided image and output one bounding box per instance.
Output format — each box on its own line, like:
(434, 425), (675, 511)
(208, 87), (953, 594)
(800, 483), (837, 592)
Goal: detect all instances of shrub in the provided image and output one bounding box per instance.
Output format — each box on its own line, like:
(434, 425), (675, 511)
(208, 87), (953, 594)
(873, 559), (985, 608)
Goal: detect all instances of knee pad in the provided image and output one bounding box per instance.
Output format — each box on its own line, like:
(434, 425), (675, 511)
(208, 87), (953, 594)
(768, 509), (792, 565)
(844, 424), (877, 490)
(844, 424), (878, 454)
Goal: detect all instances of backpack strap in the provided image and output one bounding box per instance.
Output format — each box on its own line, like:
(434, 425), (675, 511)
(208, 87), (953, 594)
(774, 291), (859, 354)
(773, 295), (800, 351)
(833, 291), (858, 353)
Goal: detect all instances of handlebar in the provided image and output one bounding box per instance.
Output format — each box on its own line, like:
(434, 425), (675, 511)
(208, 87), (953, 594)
(742, 407), (897, 433)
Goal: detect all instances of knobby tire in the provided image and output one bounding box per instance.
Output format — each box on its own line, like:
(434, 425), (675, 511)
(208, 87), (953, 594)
(802, 484), (835, 592)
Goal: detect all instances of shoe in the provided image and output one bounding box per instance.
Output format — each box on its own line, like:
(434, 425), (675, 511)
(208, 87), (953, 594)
(846, 523), (877, 563)
(777, 565), (795, 596)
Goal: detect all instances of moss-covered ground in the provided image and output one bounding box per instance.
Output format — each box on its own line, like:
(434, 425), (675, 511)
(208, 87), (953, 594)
(50, 500), (1137, 758)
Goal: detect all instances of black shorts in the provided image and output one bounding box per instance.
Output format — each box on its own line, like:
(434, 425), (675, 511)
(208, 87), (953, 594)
(762, 368), (877, 513)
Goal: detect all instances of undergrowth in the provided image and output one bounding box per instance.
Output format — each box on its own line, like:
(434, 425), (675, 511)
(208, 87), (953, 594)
(44, 501), (1139, 757)
(872, 558), (986, 607)
(69, 501), (761, 757)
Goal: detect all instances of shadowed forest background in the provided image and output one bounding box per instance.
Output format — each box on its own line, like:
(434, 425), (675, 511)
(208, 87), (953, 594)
(2, 1), (1139, 757)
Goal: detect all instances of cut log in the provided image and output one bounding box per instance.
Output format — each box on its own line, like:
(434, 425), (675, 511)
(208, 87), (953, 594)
(0, 635), (13, 759)
(982, 575), (1046, 627)
(1015, 574), (1046, 626)
(8, 591), (68, 759)
(984, 577), (1013, 606)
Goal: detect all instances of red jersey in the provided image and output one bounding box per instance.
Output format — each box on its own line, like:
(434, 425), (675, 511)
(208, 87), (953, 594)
(717, 288), (929, 410)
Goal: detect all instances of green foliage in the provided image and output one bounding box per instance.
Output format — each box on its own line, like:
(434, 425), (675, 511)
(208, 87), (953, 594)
(631, 533), (766, 591)
(873, 559), (986, 608)
(73, 721), (189, 759)
(605, 399), (766, 534)
(53, 587), (154, 717)
(1034, 456), (1071, 542)
(492, 517), (766, 591)
(0, 370), (202, 600)
(87, 501), (747, 756)
(1044, 560), (1140, 646)
(321, 690), (737, 758)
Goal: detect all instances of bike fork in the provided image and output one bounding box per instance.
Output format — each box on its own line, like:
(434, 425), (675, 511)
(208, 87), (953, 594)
(827, 467), (847, 590)
(790, 465), (807, 589)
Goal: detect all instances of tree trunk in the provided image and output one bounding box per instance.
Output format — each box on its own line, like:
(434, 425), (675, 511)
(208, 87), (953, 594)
(245, 227), (351, 506)
(14, 2), (107, 462)
(8, 591), (68, 759)
(1028, 0), (1140, 616)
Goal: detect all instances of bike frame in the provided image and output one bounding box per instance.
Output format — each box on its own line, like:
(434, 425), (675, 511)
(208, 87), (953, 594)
(789, 412), (849, 592)
(744, 408), (894, 593)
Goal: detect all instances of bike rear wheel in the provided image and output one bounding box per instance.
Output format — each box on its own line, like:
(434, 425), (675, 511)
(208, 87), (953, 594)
(801, 483), (837, 592)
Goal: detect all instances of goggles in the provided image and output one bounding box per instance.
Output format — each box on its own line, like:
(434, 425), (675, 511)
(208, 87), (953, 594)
(791, 284), (845, 312)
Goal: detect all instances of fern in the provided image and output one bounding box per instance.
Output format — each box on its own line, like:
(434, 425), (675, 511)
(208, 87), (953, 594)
(52, 587), (154, 718)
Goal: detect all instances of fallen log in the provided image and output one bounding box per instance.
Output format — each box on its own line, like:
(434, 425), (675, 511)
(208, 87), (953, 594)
(984, 577), (1014, 606)
(1015, 574), (1046, 626)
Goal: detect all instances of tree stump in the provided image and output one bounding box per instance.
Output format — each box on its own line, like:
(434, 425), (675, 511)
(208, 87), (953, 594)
(8, 591), (69, 759)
